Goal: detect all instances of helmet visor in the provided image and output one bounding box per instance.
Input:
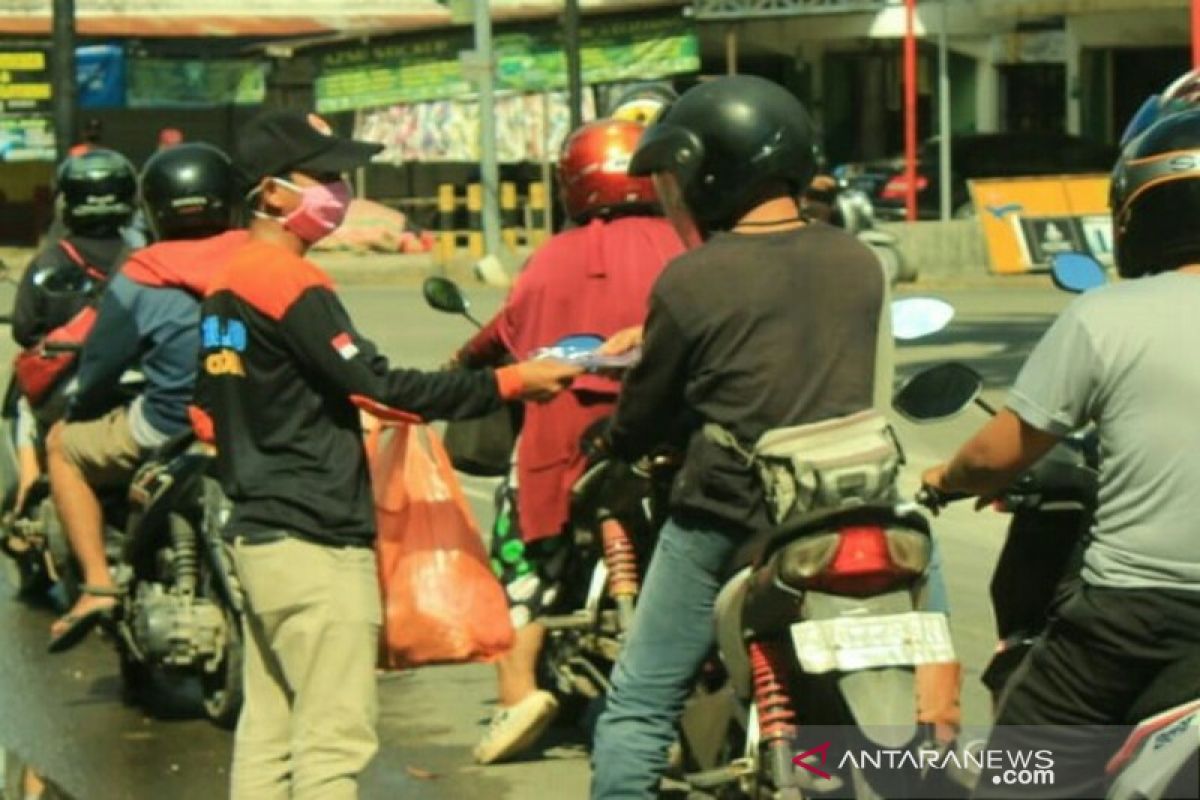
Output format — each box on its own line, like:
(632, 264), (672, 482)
(1120, 95), (1161, 149)
(652, 172), (704, 251)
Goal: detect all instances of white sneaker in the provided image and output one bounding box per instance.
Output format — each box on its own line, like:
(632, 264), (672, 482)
(474, 690), (560, 765)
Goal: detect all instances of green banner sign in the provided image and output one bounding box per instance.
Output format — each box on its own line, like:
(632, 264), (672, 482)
(127, 59), (267, 108)
(0, 116), (54, 162)
(316, 15), (697, 113)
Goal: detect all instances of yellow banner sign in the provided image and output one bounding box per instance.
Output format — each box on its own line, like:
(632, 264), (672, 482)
(968, 175), (1112, 275)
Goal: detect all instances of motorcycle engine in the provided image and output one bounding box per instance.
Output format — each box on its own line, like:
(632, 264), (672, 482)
(130, 582), (225, 668)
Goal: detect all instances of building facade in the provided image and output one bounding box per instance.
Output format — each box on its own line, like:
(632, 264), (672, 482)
(693, 0), (1190, 164)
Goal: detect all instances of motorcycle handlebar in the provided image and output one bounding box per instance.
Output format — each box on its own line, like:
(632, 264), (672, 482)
(915, 485), (972, 511)
(42, 341), (82, 355)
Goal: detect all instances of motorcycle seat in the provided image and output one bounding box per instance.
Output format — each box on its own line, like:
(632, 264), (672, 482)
(1125, 652), (1200, 725)
(729, 503), (929, 577)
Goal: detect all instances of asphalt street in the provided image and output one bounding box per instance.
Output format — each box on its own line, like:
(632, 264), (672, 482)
(0, 277), (1072, 800)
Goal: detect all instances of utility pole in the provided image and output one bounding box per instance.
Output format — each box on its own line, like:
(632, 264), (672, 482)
(938, 0), (952, 222)
(902, 0), (918, 222)
(472, 0), (502, 261)
(1194, 0), (1200, 67)
(51, 0), (77, 162)
(564, 0), (583, 130)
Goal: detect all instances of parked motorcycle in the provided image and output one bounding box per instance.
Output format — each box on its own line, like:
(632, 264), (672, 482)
(902, 250), (1198, 800)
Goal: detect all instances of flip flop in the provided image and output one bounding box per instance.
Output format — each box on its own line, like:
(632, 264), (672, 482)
(47, 584), (120, 654)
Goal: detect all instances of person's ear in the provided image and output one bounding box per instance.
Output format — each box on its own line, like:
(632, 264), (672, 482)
(259, 177), (293, 216)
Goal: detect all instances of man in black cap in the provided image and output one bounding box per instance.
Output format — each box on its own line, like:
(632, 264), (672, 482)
(197, 110), (579, 799)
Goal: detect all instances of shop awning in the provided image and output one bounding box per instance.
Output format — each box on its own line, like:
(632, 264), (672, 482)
(978, 0), (1185, 17)
(0, 0), (685, 38)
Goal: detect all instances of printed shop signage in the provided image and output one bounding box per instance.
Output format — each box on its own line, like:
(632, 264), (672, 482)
(0, 116), (54, 162)
(127, 59), (267, 108)
(968, 175), (1113, 275)
(315, 14), (699, 113)
(0, 49), (51, 115)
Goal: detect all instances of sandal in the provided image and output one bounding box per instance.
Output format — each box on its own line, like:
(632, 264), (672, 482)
(47, 584), (121, 654)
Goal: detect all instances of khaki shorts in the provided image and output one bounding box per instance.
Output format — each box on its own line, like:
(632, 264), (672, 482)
(58, 406), (146, 488)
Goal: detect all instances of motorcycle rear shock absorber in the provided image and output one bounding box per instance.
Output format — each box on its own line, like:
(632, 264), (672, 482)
(600, 518), (638, 632)
(168, 514), (198, 597)
(749, 639), (801, 791)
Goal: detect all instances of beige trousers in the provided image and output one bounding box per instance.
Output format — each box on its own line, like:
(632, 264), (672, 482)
(230, 536), (382, 800)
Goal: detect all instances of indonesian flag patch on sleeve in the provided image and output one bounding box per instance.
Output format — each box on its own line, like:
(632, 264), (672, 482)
(331, 332), (360, 361)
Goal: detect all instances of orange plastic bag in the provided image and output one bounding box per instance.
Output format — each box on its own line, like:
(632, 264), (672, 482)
(367, 421), (514, 668)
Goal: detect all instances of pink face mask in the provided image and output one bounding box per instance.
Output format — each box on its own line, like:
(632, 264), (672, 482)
(274, 177), (353, 243)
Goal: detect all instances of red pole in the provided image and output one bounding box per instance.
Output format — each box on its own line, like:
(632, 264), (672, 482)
(904, 0), (918, 222)
(1193, 0), (1200, 67)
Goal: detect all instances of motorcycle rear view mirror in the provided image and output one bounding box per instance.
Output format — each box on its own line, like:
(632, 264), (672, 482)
(422, 276), (482, 328)
(891, 297), (955, 341)
(1050, 252), (1107, 294)
(893, 362), (984, 422)
(534, 333), (640, 371)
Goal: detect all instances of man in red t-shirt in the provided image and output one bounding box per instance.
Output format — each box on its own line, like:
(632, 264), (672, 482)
(454, 119), (684, 764)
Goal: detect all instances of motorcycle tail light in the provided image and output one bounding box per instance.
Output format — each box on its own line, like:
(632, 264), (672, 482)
(881, 174), (929, 200)
(776, 533), (842, 584)
(808, 525), (924, 596)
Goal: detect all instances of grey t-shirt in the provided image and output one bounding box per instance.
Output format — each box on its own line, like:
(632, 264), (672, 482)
(1009, 272), (1200, 590)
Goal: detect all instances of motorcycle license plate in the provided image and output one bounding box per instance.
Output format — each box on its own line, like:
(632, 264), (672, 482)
(789, 612), (955, 674)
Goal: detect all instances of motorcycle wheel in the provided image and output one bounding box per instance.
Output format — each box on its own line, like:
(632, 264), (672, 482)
(201, 602), (243, 730)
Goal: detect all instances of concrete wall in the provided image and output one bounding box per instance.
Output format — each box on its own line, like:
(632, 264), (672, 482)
(879, 219), (991, 281)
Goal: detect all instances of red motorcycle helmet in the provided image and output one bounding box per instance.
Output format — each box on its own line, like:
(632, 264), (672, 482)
(559, 119), (658, 223)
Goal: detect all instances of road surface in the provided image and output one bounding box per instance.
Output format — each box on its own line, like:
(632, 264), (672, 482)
(0, 278), (1071, 799)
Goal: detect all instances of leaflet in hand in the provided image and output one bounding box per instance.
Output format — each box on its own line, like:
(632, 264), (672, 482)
(531, 345), (643, 371)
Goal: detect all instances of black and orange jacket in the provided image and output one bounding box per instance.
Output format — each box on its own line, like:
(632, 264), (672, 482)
(196, 239), (524, 547)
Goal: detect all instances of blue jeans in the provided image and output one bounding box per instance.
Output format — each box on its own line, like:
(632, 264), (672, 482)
(591, 517), (739, 799)
(589, 517), (952, 798)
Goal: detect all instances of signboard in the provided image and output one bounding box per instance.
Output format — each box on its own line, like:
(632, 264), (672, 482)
(315, 14), (699, 113)
(127, 59), (267, 108)
(358, 87), (597, 164)
(968, 175), (1112, 274)
(0, 49), (51, 114)
(0, 116), (55, 162)
(77, 45), (126, 109)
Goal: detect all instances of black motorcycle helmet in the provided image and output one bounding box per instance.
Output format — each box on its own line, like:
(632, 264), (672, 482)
(56, 148), (137, 237)
(1111, 108), (1200, 278)
(140, 142), (238, 241)
(628, 75), (818, 234)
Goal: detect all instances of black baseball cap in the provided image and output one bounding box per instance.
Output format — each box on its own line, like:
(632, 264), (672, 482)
(236, 109), (383, 183)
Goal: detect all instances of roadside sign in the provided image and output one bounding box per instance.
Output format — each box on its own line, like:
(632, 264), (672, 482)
(968, 174), (1112, 274)
(0, 49), (51, 114)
